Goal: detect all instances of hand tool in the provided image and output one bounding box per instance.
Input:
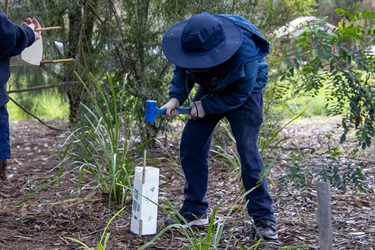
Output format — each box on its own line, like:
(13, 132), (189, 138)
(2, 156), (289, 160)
(144, 100), (190, 123)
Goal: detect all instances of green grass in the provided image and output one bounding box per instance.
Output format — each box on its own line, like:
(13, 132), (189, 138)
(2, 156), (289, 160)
(8, 90), (69, 121)
(289, 115), (342, 126)
(273, 89), (327, 119)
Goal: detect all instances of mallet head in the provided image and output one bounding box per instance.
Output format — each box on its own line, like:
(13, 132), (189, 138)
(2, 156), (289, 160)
(144, 100), (190, 123)
(145, 100), (162, 123)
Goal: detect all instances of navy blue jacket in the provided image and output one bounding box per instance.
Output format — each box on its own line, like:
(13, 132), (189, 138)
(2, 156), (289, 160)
(168, 15), (269, 115)
(0, 10), (35, 107)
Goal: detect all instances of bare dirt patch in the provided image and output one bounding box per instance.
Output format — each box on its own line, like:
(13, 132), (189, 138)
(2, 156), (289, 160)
(0, 118), (374, 249)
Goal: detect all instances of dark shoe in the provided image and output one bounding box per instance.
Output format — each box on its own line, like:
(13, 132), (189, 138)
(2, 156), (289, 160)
(0, 160), (7, 180)
(252, 217), (278, 240)
(165, 208), (209, 228)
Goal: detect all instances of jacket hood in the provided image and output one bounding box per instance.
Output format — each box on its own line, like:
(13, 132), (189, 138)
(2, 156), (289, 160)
(219, 14), (269, 60)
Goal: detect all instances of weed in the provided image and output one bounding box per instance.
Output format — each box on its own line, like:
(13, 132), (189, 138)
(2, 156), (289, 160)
(60, 73), (143, 206)
(65, 206), (126, 249)
(277, 149), (367, 195)
(211, 111), (304, 188)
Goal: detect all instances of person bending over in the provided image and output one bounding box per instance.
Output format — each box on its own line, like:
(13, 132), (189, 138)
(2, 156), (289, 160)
(160, 12), (277, 240)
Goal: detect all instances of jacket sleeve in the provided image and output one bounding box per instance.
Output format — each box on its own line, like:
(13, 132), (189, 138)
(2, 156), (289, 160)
(168, 66), (195, 105)
(254, 58), (268, 90)
(200, 60), (259, 115)
(0, 10), (35, 58)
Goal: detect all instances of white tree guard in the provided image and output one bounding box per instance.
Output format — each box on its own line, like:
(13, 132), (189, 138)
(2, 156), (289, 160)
(131, 166), (160, 235)
(10, 36), (43, 66)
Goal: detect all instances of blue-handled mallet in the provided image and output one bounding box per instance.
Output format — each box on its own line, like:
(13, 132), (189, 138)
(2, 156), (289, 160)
(145, 100), (190, 123)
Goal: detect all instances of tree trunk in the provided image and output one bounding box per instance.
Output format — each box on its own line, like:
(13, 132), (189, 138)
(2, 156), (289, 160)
(64, 1), (98, 123)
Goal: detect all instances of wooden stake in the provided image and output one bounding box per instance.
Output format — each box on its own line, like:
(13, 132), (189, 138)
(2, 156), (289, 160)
(317, 182), (333, 250)
(35, 26), (62, 31)
(143, 150), (147, 169)
(142, 150), (146, 184)
(139, 219), (143, 236)
(5, 0), (9, 16)
(40, 58), (75, 64)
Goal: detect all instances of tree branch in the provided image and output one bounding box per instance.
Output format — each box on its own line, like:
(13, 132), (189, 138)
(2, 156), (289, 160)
(7, 81), (76, 94)
(8, 96), (66, 131)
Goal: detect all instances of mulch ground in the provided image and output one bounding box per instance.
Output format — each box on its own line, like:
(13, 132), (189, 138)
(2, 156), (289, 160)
(0, 117), (374, 249)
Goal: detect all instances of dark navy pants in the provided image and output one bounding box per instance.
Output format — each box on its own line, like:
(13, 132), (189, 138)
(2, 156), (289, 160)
(180, 92), (275, 222)
(0, 105), (10, 161)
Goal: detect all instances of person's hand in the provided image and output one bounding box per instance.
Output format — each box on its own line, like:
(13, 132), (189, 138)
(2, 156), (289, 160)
(188, 101), (205, 119)
(160, 98), (180, 118)
(23, 18), (41, 41)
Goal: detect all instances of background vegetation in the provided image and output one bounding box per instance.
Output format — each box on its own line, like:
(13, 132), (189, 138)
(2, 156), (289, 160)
(2, 0), (374, 198)
(2, 0), (375, 248)
(4, 0), (373, 143)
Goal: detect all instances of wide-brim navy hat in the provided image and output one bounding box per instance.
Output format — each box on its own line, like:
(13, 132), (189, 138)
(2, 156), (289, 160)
(162, 12), (243, 69)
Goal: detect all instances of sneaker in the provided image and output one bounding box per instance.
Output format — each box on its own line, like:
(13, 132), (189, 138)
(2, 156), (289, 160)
(252, 218), (278, 240)
(165, 208), (209, 228)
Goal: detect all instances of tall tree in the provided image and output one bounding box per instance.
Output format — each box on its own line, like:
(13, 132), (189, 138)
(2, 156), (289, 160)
(6, 0), (318, 140)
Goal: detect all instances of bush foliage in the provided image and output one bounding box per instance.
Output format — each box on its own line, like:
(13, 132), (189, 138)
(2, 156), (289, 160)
(279, 5), (375, 149)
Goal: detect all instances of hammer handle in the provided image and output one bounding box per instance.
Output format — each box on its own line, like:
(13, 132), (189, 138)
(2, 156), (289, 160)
(157, 107), (190, 114)
(176, 107), (191, 114)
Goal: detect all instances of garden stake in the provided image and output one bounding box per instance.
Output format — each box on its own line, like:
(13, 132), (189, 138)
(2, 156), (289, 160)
(35, 26), (62, 31)
(317, 182), (333, 250)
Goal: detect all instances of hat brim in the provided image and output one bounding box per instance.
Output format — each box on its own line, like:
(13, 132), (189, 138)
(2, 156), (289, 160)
(162, 15), (243, 69)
